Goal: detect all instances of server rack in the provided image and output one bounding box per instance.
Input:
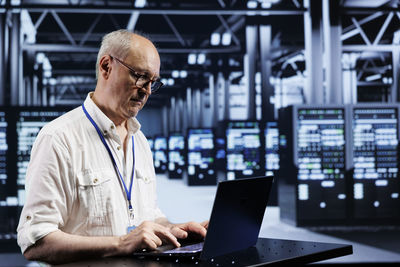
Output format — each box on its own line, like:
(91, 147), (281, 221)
(225, 121), (265, 180)
(215, 137), (226, 172)
(0, 108), (16, 252)
(278, 105), (349, 226)
(265, 122), (280, 176)
(154, 135), (167, 174)
(348, 103), (400, 224)
(186, 128), (217, 185)
(167, 133), (185, 179)
(265, 121), (280, 206)
(0, 106), (71, 251)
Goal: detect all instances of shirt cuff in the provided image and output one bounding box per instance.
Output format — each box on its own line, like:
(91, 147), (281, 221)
(17, 220), (59, 254)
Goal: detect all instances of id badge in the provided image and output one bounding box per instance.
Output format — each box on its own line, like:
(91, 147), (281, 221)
(127, 208), (135, 233)
(127, 225), (136, 233)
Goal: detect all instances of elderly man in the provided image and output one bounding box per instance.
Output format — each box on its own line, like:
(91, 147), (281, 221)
(17, 30), (207, 265)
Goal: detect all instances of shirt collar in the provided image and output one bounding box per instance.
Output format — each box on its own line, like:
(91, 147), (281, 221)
(83, 92), (141, 137)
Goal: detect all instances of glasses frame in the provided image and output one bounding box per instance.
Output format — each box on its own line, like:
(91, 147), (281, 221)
(109, 55), (163, 93)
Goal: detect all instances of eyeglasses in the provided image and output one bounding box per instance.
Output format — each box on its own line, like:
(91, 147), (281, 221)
(109, 55), (163, 93)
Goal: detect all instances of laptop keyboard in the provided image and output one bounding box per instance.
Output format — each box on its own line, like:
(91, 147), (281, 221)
(163, 242), (204, 254)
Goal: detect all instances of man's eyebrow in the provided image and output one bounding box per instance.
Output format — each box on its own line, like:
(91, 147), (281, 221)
(144, 72), (161, 81)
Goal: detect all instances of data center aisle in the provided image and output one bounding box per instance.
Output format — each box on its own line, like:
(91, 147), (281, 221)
(156, 174), (400, 264)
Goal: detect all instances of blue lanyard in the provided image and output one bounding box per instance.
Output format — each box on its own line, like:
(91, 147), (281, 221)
(82, 104), (135, 210)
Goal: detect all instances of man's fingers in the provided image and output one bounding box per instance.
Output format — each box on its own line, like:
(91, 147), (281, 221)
(170, 226), (188, 239)
(164, 232), (181, 248)
(154, 226), (181, 248)
(130, 221), (182, 252)
(187, 222), (207, 237)
(200, 220), (209, 230)
(176, 222), (207, 239)
(142, 234), (160, 250)
(152, 235), (163, 247)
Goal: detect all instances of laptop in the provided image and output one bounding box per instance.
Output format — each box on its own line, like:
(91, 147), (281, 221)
(133, 176), (273, 260)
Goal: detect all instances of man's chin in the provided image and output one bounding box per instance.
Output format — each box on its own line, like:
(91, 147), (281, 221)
(126, 112), (138, 118)
(126, 103), (144, 118)
(127, 108), (140, 118)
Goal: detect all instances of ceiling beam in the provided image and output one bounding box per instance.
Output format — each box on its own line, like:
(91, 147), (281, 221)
(34, 10), (48, 29)
(126, 11), (140, 31)
(350, 17), (371, 45)
(79, 13), (102, 46)
(22, 44), (243, 53)
(341, 12), (384, 41)
(50, 10), (76, 45)
(343, 44), (400, 51)
(342, 7), (400, 14)
(216, 14), (240, 46)
(2, 5), (306, 15)
(162, 14), (186, 47)
(34, 32), (198, 45)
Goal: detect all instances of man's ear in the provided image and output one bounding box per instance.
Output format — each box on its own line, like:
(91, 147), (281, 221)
(99, 55), (112, 80)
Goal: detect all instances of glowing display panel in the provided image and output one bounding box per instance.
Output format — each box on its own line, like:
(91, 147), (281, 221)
(353, 108), (398, 180)
(297, 109), (345, 181)
(187, 128), (216, 185)
(296, 108), (347, 221)
(226, 122), (262, 180)
(0, 112), (7, 186)
(168, 134), (185, 178)
(352, 107), (400, 219)
(154, 136), (167, 173)
(265, 122), (279, 176)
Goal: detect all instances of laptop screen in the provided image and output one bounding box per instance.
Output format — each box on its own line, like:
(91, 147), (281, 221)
(200, 176), (273, 259)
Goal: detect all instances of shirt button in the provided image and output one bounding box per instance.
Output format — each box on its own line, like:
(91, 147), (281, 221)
(93, 178), (98, 183)
(144, 177), (149, 183)
(117, 146), (121, 150)
(26, 215), (31, 220)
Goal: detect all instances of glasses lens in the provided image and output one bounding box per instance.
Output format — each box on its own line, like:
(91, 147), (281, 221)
(135, 76), (163, 93)
(136, 76), (147, 87)
(151, 80), (163, 93)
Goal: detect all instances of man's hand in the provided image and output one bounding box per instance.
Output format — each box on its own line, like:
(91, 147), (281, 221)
(200, 220), (209, 230)
(168, 220), (209, 241)
(117, 221), (181, 254)
(23, 220), (209, 264)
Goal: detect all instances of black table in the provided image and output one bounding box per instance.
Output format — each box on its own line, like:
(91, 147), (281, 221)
(55, 238), (352, 266)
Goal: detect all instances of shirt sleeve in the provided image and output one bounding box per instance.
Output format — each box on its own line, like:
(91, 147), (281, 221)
(17, 131), (74, 254)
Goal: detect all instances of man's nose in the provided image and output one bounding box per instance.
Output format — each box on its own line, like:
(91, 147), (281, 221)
(138, 83), (151, 95)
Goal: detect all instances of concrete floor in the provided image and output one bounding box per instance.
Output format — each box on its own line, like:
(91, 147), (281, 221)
(2, 173), (400, 266)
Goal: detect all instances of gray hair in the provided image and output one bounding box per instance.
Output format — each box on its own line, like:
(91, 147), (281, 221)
(95, 29), (133, 79)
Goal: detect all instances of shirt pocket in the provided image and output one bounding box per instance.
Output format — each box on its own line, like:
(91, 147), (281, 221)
(77, 169), (114, 229)
(135, 168), (153, 185)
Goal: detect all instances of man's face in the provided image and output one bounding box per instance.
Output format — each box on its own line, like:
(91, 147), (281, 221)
(108, 42), (160, 120)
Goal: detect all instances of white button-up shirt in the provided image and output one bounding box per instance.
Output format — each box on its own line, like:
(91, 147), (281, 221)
(17, 93), (165, 253)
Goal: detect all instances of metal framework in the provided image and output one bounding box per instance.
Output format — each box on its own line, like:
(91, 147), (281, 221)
(1, 0), (399, 108)
(341, 1), (400, 102)
(274, 0), (400, 104)
(0, 0), (306, 106)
